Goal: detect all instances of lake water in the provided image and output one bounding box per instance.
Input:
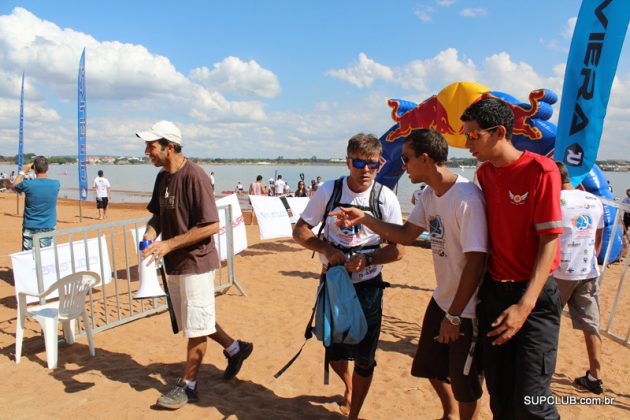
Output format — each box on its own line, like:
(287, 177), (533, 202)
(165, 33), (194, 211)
(2, 163), (629, 214)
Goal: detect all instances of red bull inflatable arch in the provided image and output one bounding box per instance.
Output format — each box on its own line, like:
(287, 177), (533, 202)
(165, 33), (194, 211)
(376, 81), (623, 263)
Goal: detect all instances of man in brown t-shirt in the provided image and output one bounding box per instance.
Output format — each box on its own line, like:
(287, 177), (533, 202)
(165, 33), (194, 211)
(137, 120), (253, 410)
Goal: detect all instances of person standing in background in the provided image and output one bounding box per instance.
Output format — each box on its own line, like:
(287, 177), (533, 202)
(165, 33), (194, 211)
(10, 156), (60, 251)
(248, 175), (267, 225)
(294, 180), (308, 197)
(553, 161), (605, 395)
(274, 175), (286, 196)
(93, 169), (112, 220)
(209, 171), (215, 191)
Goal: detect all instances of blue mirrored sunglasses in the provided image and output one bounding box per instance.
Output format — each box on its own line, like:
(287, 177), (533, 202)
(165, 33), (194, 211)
(350, 158), (380, 170)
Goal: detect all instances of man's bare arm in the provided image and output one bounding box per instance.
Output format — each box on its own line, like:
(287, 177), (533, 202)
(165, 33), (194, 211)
(142, 221), (219, 265)
(437, 251), (487, 343)
(331, 207), (424, 245)
(293, 218), (345, 266)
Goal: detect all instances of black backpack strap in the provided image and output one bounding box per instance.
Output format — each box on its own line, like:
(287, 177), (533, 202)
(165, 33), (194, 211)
(274, 278), (326, 379)
(369, 180), (383, 221)
(312, 177), (344, 258)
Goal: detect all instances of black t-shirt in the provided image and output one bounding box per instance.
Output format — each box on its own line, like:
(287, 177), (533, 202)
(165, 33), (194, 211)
(147, 160), (220, 275)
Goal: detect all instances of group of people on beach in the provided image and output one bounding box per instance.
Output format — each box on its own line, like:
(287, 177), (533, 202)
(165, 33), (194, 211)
(3, 94), (620, 418)
(129, 96), (614, 419)
(242, 174), (323, 198)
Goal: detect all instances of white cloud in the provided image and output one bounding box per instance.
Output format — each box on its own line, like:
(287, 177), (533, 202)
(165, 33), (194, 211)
(460, 8), (488, 17)
(437, 0), (456, 6)
(0, 7), (278, 157)
(189, 56), (281, 98)
(414, 5), (435, 22)
(326, 49), (565, 101)
(480, 52), (564, 97)
(0, 7), (269, 126)
(563, 17), (577, 40)
(326, 53), (394, 88)
(399, 48), (477, 93)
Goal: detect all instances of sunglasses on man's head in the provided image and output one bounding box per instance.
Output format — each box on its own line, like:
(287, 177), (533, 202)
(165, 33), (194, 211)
(464, 125), (501, 141)
(350, 158), (380, 170)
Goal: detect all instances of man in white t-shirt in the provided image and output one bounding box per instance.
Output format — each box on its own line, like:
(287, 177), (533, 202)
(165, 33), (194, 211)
(274, 175), (286, 196)
(93, 169), (111, 220)
(294, 133), (404, 420)
(333, 128), (488, 420)
(553, 162), (605, 394)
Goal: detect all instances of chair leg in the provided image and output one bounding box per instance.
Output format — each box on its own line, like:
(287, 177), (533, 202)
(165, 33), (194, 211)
(62, 319), (76, 345)
(40, 317), (59, 369)
(83, 312), (95, 357)
(15, 315), (24, 364)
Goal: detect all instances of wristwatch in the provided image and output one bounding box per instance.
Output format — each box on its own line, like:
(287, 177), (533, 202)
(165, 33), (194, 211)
(445, 312), (462, 326)
(364, 253), (374, 266)
(18, 171), (26, 177)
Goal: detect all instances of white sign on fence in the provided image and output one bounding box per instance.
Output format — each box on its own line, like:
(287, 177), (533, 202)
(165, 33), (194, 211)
(285, 196), (310, 224)
(249, 195), (293, 240)
(214, 194), (248, 260)
(11, 236), (112, 303)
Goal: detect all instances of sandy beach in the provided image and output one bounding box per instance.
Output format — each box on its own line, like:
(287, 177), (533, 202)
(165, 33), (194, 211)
(0, 192), (629, 419)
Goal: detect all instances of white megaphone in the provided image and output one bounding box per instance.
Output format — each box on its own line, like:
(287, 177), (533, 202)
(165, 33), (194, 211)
(134, 240), (166, 299)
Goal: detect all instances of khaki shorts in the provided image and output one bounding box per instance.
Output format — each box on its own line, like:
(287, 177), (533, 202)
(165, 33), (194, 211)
(168, 271), (217, 338)
(555, 277), (600, 334)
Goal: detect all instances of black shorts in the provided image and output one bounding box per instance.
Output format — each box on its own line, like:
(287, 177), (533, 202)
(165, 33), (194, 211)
(327, 275), (384, 367)
(411, 298), (483, 403)
(478, 273), (561, 419)
(96, 197), (108, 209)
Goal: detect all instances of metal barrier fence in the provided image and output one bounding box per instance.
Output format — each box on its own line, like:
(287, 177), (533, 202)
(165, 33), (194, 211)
(598, 197), (630, 346)
(30, 204), (244, 338)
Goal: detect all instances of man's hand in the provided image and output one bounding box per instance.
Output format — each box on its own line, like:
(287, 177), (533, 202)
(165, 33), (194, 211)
(323, 245), (345, 267)
(21, 163), (32, 173)
(487, 302), (532, 345)
(329, 207), (366, 228)
(141, 240), (172, 266)
(345, 253), (367, 273)
(436, 317), (462, 344)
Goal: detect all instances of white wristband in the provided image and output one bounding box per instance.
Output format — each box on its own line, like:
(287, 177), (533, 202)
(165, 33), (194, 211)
(18, 171), (26, 176)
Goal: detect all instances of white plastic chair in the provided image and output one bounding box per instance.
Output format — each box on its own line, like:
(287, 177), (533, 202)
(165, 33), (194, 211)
(15, 271), (100, 369)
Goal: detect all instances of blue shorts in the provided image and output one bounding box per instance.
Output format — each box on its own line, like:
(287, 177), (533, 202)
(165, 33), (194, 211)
(22, 227), (55, 251)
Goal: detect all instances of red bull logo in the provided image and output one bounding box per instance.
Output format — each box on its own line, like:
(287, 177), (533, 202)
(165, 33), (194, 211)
(385, 82), (551, 148)
(386, 96), (456, 142)
(385, 81), (491, 148)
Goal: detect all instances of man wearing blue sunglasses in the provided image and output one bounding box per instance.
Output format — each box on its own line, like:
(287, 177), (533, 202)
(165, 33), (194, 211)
(294, 133), (404, 420)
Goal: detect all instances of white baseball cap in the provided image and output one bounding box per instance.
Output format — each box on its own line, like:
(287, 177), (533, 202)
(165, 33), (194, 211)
(136, 120), (182, 145)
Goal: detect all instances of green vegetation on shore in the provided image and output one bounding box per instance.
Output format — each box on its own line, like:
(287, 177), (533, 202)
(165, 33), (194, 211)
(0, 154), (628, 171)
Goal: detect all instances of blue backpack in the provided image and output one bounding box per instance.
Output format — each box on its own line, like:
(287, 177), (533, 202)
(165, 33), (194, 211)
(274, 266), (367, 384)
(314, 266), (367, 346)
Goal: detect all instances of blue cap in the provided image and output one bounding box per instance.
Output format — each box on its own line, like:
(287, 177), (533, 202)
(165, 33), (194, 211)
(139, 239), (152, 251)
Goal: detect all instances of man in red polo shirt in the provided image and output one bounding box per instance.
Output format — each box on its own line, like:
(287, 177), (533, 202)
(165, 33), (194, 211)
(461, 98), (563, 419)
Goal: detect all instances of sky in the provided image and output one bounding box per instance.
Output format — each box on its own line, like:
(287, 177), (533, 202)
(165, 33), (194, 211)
(0, 1), (628, 159)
